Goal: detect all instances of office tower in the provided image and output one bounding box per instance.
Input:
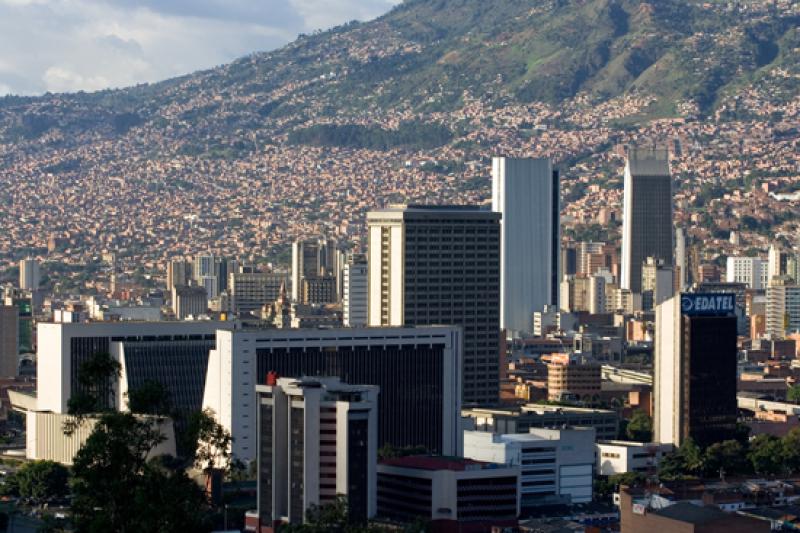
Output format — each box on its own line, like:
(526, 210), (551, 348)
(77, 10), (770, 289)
(675, 227), (688, 290)
(492, 157), (559, 335)
(291, 238), (337, 303)
(464, 427), (594, 509)
(621, 148), (673, 293)
(300, 276), (337, 305)
(367, 205), (501, 405)
(561, 244), (577, 279)
(0, 306), (19, 377)
(377, 456), (519, 530)
(172, 285), (208, 319)
(641, 257), (674, 310)
(697, 281), (748, 335)
(193, 254), (216, 281)
(726, 256), (768, 290)
(654, 293), (738, 447)
(546, 353), (601, 402)
(19, 259), (40, 291)
(343, 254), (368, 327)
(255, 377), (378, 528)
(166, 259), (191, 292)
(229, 272), (289, 314)
(577, 242), (606, 276)
(204, 326), (462, 461)
(768, 244), (791, 284)
(766, 277), (800, 337)
(589, 273), (607, 314)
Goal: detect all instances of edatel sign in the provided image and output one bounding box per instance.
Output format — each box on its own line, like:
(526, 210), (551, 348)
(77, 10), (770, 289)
(680, 293), (736, 316)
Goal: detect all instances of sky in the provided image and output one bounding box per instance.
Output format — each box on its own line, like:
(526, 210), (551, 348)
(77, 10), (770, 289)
(0, 0), (399, 96)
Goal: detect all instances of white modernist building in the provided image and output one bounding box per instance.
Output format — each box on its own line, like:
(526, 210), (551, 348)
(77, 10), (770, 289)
(726, 256), (768, 290)
(463, 427), (595, 509)
(255, 377), (378, 526)
(203, 325), (463, 463)
(596, 440), (673, 476)
(492, 157), (560, 335)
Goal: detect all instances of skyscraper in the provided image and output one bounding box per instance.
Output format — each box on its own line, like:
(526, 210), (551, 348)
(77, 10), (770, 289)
(166, 259), (191, 292)
(291, 238), (337, 303)
(675, 227), (688, 290)
(766, 277), (800, 337)
(654, 293), (738, 447)
(343, 254), (368, 327)
(19, 259), (40, 291)
(492, 157), (559, 335)
(255, 377), (378, 528)
(621, 148), (673, 293)
(0, 306), (19, 377)
(367, 205), (501, 405)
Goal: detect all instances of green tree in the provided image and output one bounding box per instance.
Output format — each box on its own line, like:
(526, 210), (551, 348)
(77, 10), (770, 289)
(748, 434), (785, 476)
(787, 385), (800, 403)
(703, 440), (748, 477)
(70, 411), (210, 533)
(12, 460), (69, 505)
(658, 438), (704, 480)
(127, 380), (172, 415)
(625, 411), (653, 442)
(280, 495), (387, 533)
(782, 427), (800, 473)
(66, 352), (121, 427)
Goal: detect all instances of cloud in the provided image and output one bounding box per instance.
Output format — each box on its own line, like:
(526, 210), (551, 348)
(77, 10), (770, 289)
(0, 0), (400, 96)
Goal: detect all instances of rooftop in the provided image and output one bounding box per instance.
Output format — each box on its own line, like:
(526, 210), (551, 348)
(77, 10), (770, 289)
(379, 455), (500, 472)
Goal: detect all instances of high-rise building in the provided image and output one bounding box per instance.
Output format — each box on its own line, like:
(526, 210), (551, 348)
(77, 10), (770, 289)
(193, 254), (216, 281)
(229, 272), (289, 314)
(726, 256), (768, 290)
(291, 238), (338, 303)
(766, 277), (800, 337)
(19, 259), (40, 291)
(697, 281), (748, 336)
(367, 205), (501, 405)
(343, 254), (368, 327)
(768, 244), (792, 284)
(166, 259), (191, 292)
(654, 293), (738, 447)
(255, 377), (378, 528)
(641, 257), (674, 310)
(172, 285), (208, 319)
(675, 227), (688, 291)
(300, 276), (337, 305)
(492, 157), (559, 335)
(204, 326), (462, 461)
(0, 306), (19, 377)
(621, 148), (673, 293)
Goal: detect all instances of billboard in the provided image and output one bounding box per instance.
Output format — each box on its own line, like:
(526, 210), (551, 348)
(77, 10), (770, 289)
(680, 293), (736, 316)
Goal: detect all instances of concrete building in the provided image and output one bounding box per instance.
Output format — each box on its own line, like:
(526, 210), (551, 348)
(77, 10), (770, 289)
(464, 427), (595, 509)
(0, 306), (19, 377)
(546, 353), (601, 402)
(229, 272), (288, 314)
(621, 147), (673, 293)
(367, 205), (501, 405)
(342, 254), (368, 327)
(291, 238), (337, 303)
(166, 259), (191, 292)
(596, 440), (673, 476)
(255, 377), (378, 529)
(203, 326), (463, 462)
(492, 157), (559, 335)
(463, 405), (618, 441)
(18, 259), (40, 291)
(726, 256), (768, 290)
(377, 456), (519, 531)
(675, 227), (688, 290)
(655, 293), (738, 447)
(172, 285), (208, 319)
(300, 275), (337, 305)
(766, 278), (800, 337)
(768, 244), (792, 284)
(641, 257), (674, 310)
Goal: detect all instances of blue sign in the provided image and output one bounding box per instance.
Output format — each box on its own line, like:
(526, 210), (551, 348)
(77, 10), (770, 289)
(680, 293), (736, 316)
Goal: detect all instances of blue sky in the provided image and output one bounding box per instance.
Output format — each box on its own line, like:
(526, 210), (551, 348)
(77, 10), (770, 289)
(0, 0), (399, 95)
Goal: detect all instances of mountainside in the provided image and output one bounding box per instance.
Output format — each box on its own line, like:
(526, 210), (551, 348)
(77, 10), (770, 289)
(0, 0), (799, 286)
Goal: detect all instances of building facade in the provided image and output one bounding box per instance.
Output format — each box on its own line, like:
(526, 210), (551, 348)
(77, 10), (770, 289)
(172, 285), (208, 319)
(463, 405), (619, 441)
(654, 293), (739, 447)
(229, 272), (289, 314)
(19, 259), (40, 291)
(204, 326), (463, 462)
(726, 256), (768, 290)
(621, 148), (673, 293)
(343, 255), (368, 327)
(0, 306), (19, 377)
(367, 205), (501, 405)
(492, 157), (559, 335)
(255, 377), (378, 529)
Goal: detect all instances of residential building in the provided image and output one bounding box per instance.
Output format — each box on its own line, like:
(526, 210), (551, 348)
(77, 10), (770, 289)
(255, 377), (378, 529)
(766, 277), (800, 337)
(367, 205), (501, 405)
(464, 427), (595, 509)
(726, 256), (768, 290)
(492, 157), (559, 335)
(377, 456), (519, 532)
(621, 147), (673, 293)
(655, 293), (738, 447)
(204, 326), (463, 462)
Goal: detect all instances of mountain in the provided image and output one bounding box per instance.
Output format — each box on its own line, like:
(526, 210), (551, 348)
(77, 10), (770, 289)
(0, 0), (798, 275)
